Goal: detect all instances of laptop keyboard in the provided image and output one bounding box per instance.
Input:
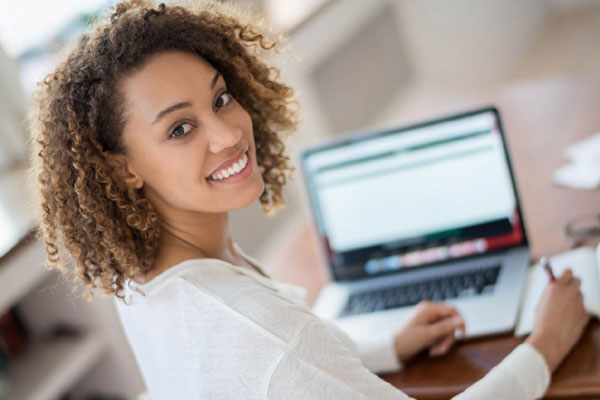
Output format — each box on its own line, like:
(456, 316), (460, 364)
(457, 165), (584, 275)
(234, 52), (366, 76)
(339, 264), (501, 317)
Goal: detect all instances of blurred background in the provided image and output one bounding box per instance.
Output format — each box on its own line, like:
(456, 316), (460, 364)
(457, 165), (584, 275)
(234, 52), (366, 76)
(0, 0), (599, 398)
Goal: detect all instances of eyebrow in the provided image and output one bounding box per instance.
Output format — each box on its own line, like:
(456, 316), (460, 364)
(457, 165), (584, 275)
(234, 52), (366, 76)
(151, 101), (192, 125)
(210, 71), (221, 89)
(151, 71), (222, 125)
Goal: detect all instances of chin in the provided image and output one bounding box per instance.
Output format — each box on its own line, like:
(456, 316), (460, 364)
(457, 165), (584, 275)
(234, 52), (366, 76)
(228, 174), (265, 211)
(246, 175), (266, 205)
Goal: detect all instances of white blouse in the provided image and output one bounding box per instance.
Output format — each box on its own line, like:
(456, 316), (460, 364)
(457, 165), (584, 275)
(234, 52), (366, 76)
(114, 244), (550, 399)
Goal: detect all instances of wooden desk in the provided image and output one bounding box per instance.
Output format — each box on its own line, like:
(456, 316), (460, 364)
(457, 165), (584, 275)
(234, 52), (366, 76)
(264, 75), (600, 399)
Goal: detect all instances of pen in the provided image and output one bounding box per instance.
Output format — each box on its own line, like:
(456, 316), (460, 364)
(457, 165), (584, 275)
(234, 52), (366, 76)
(540, 256), (556, 282)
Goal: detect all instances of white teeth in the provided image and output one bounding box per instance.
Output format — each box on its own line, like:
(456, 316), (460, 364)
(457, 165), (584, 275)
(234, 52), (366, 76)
(209, 151), (249, 181)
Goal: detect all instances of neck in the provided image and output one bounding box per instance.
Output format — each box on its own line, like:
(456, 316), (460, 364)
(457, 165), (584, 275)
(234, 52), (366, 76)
(149, 198), (239, 264)
(138, 185), (245, 283)
(161, 211), (236, 259)
(134, 209), (239, 284)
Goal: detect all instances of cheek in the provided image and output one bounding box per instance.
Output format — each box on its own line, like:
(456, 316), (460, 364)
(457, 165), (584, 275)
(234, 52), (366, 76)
(237, 106), (254, 137)
(142, 156), (210, 210)
(141, 146), (205, 190)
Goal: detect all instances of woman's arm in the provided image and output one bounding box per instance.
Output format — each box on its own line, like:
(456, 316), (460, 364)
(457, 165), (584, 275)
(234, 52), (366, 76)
(322, 301), (465, 374)
(524, 269), (590, 373)
(267, 311), (546, 400)
(451, 342), (550, 399)
(267, 317), (416, 399)
(456, 268), (589, 399)
(323, 318), (404, 373)
(271, 268), (588, 399)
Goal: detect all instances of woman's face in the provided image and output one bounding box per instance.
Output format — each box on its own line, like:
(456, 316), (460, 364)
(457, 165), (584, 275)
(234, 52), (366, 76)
(109, 50), (264, 215)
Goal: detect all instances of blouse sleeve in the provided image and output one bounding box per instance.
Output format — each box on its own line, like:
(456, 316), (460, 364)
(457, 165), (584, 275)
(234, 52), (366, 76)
(451, 342), (551, 400)
(267, 317), (415, 400)
(267, 309), (550, 400)
(321, 318), (404, 374)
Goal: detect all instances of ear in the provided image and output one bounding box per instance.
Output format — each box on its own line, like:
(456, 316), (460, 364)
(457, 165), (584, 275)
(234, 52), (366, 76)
(103, 151), (144, 190)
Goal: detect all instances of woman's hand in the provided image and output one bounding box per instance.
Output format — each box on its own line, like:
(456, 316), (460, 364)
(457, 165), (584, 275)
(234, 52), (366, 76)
(525, 268), (590, 372)
(394, 300), (466, 363)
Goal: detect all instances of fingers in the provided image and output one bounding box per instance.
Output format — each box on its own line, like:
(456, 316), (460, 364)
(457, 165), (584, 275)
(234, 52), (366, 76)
(569, 277), (588, 323)
(415, 300), (462, 323)
(436, 336), (455, 355)
(425, 314), (465, 343)
(412, 301), (467, 344)
(575, 309), (591, 337)
(555, 268), (586, 284)
(568, 278), (582, 296)
(429, 333), (455, 357)
(556, 270), (589, 328)
(557, 269), (573, 284)
(554, 269), (582, 294)
(456, 316), (467, 340)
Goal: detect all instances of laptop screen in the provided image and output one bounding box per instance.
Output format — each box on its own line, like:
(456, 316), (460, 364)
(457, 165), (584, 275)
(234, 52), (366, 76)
(301, 107), (528, 281)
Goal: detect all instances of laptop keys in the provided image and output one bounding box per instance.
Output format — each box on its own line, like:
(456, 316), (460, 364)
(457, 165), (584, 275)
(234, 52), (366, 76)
(340, 264), (501, 317)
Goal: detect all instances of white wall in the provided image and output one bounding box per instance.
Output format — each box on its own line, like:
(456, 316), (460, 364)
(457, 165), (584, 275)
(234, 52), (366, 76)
(393, 0), (550, 89)
(0, 46), (29, 170)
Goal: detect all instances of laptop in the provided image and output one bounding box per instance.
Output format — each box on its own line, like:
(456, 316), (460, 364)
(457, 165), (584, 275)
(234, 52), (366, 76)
(299, 107), (530, 341)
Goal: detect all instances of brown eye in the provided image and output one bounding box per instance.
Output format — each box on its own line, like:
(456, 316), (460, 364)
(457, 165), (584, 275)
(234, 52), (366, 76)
(215, 91), (232, 110)
(169, 122), (193, 139)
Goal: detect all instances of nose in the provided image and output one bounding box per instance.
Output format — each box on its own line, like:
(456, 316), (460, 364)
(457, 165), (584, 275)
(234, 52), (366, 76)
(205, 114), (243, 154)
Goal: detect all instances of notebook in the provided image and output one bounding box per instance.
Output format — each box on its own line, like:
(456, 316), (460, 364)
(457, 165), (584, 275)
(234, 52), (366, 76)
(515, 244), (600, 336)
(302, 107), (531, 339)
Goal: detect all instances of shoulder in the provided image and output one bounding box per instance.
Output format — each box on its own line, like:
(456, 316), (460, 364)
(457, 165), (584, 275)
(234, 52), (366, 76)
(120, 259), (317, 343)
(125, 257), (249, 299)
(115, 264), (293, 399)
(178, 265), (317, 344)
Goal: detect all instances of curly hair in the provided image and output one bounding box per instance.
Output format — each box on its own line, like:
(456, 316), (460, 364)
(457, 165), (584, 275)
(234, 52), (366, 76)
(28, 0), (298, 302)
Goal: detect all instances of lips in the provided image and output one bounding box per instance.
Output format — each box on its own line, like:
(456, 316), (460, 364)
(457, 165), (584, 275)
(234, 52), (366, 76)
(206, 146), (249, 178)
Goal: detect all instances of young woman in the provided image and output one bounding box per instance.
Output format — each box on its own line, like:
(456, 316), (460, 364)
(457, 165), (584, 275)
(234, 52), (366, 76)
(29, 1), (589, 398)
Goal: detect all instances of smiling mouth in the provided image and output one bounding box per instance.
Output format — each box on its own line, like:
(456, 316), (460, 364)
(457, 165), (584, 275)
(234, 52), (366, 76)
(206, 149), (249, 181)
